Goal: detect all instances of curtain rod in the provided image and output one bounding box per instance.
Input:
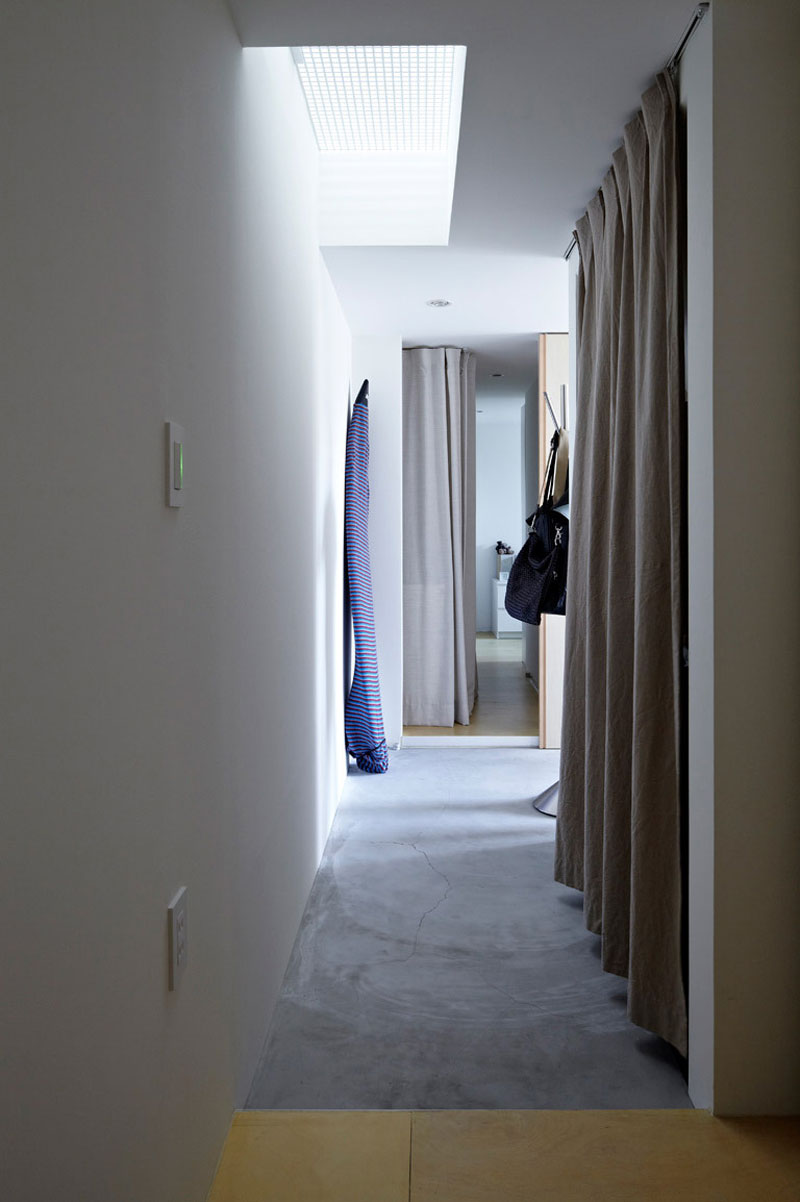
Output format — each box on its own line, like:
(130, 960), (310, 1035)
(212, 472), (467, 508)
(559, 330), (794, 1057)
(563, 2), (709, 260)
(665, 1), (710, 75)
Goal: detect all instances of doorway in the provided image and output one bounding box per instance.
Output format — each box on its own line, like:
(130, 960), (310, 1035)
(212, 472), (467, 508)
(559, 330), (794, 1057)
(401, 335), (568, 748)
(404, 386), (539, 741)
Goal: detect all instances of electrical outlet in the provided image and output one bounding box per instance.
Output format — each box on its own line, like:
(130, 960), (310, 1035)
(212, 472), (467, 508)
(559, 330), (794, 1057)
(167, 886), (188, 990)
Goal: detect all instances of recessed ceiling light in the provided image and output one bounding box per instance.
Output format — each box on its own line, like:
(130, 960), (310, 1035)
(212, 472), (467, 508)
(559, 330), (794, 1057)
(426, 298), (452, 308)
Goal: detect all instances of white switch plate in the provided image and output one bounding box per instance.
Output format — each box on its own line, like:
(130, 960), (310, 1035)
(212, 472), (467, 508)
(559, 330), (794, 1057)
(167, 886), (188, 990)
(166, 421), (185, 507)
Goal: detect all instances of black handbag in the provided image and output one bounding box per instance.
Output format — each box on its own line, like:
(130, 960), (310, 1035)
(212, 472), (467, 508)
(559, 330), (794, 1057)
(504, 430), (569, 626)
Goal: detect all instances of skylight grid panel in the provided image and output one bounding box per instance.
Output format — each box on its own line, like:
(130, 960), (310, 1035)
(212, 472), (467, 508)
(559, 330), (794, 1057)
(366, 46), (382, 151)
(328, 50), (353, 151)
(340, 50), (361, 150)
(294, 45), (457, 154)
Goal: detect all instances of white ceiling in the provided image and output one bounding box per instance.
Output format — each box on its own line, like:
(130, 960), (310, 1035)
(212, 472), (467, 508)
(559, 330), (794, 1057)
(321, 246), (563, 399)
(230, 0), (694, 394)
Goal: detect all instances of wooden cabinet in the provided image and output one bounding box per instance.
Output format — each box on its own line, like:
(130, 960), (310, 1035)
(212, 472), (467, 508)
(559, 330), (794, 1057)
(538, 332), (569, 749)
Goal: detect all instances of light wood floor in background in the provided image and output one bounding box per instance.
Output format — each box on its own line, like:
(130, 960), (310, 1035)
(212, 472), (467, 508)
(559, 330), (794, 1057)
(208, 1109), (800, 1202)
(403, 634), (539, 738)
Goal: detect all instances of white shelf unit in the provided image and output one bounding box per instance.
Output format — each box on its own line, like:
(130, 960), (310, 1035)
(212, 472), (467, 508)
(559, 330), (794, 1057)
(491, 578), (522, 638)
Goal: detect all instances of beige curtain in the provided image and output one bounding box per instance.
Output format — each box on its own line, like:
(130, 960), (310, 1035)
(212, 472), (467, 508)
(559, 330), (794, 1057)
(403, 347), (477, 726)
(555, 73), (686, 1054)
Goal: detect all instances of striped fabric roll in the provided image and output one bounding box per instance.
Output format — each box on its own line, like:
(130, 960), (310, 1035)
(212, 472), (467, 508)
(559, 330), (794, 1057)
(344, 380), (389, 774)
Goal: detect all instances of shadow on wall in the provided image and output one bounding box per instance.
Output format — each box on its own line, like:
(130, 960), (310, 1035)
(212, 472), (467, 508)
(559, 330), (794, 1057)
(313, 266), (351, 861)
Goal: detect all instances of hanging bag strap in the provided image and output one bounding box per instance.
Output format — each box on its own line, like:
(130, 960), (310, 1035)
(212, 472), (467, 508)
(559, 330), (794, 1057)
(526, 429), (560, 526)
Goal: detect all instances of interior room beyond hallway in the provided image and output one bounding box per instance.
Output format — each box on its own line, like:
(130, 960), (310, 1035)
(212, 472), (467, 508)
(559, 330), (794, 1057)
(403, 635), (538, 738)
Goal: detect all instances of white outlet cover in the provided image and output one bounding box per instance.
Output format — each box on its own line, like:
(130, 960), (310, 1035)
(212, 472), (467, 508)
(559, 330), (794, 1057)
(167, 886), (188, 990)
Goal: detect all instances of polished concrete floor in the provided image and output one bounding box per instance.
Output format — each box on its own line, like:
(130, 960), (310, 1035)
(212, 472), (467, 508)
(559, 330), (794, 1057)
(247, 750), (690, 1110)
(403, 634), (539, 737)
(210, 1110), (800, 1202)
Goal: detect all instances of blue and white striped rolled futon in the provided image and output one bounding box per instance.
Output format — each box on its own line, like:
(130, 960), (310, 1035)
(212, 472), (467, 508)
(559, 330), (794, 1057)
(344, 379), (389, 773)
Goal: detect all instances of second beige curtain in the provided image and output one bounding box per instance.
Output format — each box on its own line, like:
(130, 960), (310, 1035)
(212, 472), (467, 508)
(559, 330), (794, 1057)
(555, 73), (686, 1054)
(402, 347), (477, 727)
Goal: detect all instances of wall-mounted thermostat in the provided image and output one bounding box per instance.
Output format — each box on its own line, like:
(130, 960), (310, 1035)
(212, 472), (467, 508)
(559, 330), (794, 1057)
(166, 421), (185, 507)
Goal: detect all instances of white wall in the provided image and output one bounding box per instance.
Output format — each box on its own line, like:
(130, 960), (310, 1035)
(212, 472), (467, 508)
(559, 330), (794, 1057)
(708, 0), (800, 1115)
(0, 6), (350, 1199)
(682, 0), (800, 1115)
(476, 401), (524, 631)
(522, 375), (540, 680)
(315, 269), (352, 840)
(350, 336), (404, 748)
(679, 11), (715, 1112)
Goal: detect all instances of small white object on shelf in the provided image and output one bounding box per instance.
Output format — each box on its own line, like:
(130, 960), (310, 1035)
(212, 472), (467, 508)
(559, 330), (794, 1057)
(496, 551), (514, 577)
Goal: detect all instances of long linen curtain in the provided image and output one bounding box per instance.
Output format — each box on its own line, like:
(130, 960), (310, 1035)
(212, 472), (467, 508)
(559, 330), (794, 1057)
(555, 73), (686, 1054)
(403, 347), (477, 726)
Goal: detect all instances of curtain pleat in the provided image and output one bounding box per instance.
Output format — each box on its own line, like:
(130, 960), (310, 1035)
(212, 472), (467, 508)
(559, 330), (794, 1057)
(555, 72), (686, 1054)
(403, 347), (477, 727)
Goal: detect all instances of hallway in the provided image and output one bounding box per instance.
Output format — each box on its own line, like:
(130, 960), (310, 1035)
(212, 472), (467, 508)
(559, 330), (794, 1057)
(248, 750), (689, 1110)
(4, 2), (800, 1197)
(403, 635), (539, 738)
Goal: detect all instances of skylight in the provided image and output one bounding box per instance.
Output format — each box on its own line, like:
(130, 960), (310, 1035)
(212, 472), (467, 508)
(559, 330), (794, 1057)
(293, 46), (458, 154)
(292, 45), (467, 247)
